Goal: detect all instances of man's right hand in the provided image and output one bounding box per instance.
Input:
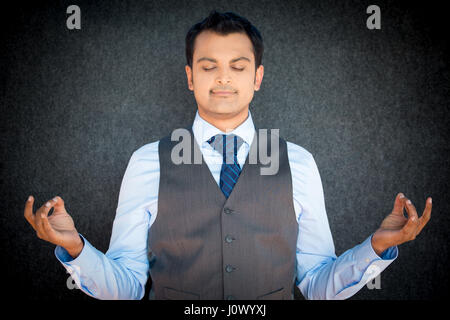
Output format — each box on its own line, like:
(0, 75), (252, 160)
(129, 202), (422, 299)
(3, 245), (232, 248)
(24, 195), (84, 259)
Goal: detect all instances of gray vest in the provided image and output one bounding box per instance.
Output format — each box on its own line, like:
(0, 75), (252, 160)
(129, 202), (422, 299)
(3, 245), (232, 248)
(147, 126), (298, 300)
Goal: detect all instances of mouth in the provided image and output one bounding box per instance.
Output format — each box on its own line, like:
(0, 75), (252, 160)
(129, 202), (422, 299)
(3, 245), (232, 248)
(211, 90), (237, 96)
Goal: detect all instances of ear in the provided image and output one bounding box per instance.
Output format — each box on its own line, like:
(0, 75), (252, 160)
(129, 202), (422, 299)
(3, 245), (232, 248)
(254, 65), (264, 91)
(185, 65), (194, 91)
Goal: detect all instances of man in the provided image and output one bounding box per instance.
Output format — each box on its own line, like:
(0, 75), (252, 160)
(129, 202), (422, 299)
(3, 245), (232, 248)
(24, 10), (432, 300)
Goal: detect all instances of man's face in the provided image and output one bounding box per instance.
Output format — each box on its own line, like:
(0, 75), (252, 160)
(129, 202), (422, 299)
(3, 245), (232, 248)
(185, 31), (264, 120)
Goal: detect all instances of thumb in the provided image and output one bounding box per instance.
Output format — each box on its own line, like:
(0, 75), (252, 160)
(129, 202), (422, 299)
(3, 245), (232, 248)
(41, 213), (61, 243)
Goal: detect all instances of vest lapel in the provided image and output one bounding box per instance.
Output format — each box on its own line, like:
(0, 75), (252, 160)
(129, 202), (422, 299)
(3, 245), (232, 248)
(188, 126), (226, 202)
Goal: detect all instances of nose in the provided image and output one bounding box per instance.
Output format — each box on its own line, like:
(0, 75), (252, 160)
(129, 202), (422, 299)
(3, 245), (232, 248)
(215, 69), (232, 85)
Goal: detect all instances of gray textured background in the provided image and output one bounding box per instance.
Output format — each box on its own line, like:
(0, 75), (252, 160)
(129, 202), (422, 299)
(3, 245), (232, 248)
(1, 0), (449, 300)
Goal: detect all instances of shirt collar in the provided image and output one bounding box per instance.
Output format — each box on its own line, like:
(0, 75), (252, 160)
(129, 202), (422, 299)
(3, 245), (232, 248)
(192, 109), (256, 148)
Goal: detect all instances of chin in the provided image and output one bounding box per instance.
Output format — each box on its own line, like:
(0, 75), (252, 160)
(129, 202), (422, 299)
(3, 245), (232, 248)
(209, 105), (241, 115)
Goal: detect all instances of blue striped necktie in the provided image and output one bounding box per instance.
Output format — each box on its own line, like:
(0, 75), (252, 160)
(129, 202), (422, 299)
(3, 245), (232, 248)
(207, 134), (244, 198)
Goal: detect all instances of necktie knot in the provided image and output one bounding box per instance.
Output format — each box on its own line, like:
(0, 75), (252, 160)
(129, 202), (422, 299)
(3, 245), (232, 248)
(207, 134), (244, 164)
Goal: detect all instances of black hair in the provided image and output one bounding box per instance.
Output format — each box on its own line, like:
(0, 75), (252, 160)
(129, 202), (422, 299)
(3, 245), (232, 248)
(185, 10), (264, 70)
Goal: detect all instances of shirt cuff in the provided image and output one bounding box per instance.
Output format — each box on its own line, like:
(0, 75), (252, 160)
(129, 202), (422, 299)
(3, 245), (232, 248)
(334, 234), (398, 299)
(54, 234), (99, 279)
(54, 234), (87, 264)
(54, 234), (100, 298)
(353, 233), (398, 269)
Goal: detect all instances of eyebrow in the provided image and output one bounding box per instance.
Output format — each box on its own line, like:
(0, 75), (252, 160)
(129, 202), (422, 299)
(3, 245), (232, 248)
(196, 56), (251, 64)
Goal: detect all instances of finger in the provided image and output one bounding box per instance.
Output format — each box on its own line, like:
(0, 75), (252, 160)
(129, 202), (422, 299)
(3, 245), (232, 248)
(392, 192), (406, 216)
(401, 200), (420, 240)
(401, 212), (419, 240)
(41, 213), (58, 243)
(35, 197), (59, 236)
(417, 197), (432, 235)
(24, 195), (36, 230)
(51, 196), (67, 215)
(405, 199), (419, 221)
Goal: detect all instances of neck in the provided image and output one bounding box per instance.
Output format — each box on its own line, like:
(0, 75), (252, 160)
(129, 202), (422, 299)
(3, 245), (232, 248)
(198, 107), (249, 132)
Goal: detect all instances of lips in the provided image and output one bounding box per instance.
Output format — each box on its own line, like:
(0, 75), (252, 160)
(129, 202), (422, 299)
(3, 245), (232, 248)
(211, 90), (236, 95)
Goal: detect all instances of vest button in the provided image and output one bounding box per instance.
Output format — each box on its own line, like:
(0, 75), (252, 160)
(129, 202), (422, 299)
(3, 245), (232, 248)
(226, 295), (235, 300)
(225, 235), (234, 243)
(225, 265), (235, 273)
(224, 207), (234, 214)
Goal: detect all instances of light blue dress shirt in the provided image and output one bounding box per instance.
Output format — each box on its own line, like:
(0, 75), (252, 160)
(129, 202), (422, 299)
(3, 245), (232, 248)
(55, 110), (398, 300)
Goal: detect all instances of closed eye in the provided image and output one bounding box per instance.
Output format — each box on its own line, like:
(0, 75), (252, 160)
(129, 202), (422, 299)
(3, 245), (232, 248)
(203, 67), (245, 71)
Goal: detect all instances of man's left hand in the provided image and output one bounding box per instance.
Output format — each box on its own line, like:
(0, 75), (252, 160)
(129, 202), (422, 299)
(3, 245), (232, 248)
(371, 193), (432, 256)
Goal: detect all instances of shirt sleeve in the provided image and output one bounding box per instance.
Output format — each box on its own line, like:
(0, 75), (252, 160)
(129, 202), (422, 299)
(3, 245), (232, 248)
(54, 141), (160, 299)
(287, 142), (398, 300)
